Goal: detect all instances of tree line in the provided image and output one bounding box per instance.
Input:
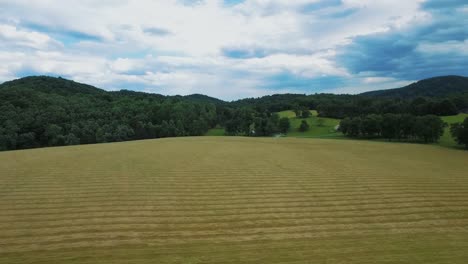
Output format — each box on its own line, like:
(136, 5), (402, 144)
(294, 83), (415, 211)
(0, 77), (218, 151)
(1, 76), (468, 151)
(450, 117), (468, 149)
(232, 94), (468, 119)
(339, 114), (446, 143)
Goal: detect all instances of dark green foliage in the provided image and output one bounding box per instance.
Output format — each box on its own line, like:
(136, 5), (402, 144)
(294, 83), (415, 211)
(451, 118), (468, 149)
(317, 96), (461, 119)
(0, 75), (467, 151)
(340, 114), (446, 143)
(293, 104), (302, 118)
(252, 113), (280, 137)
(301, 108), (311, 118)
(0, 76), (218, 151)
(361, 114), (382, 137)
(299, 120), (310, 132)
(381, 114), (400, 140)
(292, 105), (311, 118)
(339, 117), (360, 137)
(229, 77), (467, 119)
(279, 118), (291, 134)
(413, 115), (447, 143)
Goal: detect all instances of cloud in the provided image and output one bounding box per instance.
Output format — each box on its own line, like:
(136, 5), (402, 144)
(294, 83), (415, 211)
(421, 0), (467, 11)
(0, 0), (466, 99)
(143, 27), (172, 36)
(0, 24), (58, 49)
(337, 0), (468, 81)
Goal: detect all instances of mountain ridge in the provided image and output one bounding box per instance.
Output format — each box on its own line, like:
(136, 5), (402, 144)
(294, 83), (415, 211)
(360, 75), (468, 98)
(2, 75), (468, 100)
(0, 76), (225, 103)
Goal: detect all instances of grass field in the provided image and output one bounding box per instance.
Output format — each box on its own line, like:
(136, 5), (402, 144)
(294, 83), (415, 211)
(1, 137), (468, 263)
(279, 111), (468, 149)
(278, 110), (343, 138)
(204, 111), (466, 149)
(439, 113), (468, 148)
(205, 127), (226, 136)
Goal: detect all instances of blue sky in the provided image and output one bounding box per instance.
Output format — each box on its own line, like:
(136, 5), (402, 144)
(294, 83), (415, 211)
(0, 0), (466, 99)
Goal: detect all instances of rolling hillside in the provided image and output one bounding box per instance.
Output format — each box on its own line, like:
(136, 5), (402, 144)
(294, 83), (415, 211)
(2, 75), (468, 151)
(1, 137), (468, 263)
(0, 76), (225, 103)
(0, 76), (106, 96)
(361, 75), (468, 98)
(278, 110), (343, 138)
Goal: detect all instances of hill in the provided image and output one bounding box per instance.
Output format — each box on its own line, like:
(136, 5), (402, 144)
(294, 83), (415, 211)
(183, 93), (226, 104)
(1, 75), (468, 151)
(0, 76), (225, 103)
(0, 76), (220, 151)
(361, 75), (468, 98)
(0, 76), (106, 96)
(1, 137), (468, 263)
(277, 110), (343, 138)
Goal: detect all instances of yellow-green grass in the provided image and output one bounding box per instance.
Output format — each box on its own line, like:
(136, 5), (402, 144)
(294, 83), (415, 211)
(1, 137), (468, 263)
(439, 114), (468, 148)
(278, 110), (343, 138)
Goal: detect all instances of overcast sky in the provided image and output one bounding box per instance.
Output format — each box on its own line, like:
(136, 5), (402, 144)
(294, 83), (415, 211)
(0, 0), (467, 99)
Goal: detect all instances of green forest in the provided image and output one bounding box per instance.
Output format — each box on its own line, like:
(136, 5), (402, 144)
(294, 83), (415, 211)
(1, 75), (468, 151)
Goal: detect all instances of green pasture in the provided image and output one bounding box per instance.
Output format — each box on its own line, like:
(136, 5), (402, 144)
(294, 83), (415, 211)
(278, 110), (343, 138)
(439, 113), (468, 148)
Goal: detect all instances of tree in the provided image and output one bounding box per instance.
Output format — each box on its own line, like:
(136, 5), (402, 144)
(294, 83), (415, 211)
(0, 120), (19, 150)
(299, 120), (310, 132)
(44, 124), (63, 146)
(451, 118), (468, 149)
(265, 120), (278, 136)
(414, 115), (446, 143)
(64, 133), (80, 145)
(339, 118), (351, 136)
(347, 117), (362, 137)
(316, 118), (325, 127)
(361, 114), (382, 137)
(381, 114), (399, 140)
(1, 75), (467, 152)
(301, 108), (311, 118)
(293, 104), (301, 117)
(434, 99), (458, 116)
(278, 117), (290, 134)
(399, 114), (416, 139)
(17, 132), (37, 149)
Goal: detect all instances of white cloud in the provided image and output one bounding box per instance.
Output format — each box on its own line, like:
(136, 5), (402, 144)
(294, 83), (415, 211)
(0, 0), (445, 99)
(0, 24), (58, 49)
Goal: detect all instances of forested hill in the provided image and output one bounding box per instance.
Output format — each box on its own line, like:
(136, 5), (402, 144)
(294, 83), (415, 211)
(0, 76), (225, 151)
(361, 76), (468, 98)
(1, 75), (468, 151)
(0, 76), (106, 96)
(0, 76), (224, 103)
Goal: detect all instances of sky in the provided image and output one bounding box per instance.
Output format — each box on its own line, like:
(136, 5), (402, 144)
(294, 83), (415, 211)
(0, 0), (467, 100)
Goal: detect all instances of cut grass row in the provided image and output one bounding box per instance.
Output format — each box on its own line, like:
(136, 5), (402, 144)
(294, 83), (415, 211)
(1, 137), (468, 263)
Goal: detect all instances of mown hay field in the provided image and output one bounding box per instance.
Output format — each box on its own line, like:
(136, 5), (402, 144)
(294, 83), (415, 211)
(1, 137), (468, 263)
